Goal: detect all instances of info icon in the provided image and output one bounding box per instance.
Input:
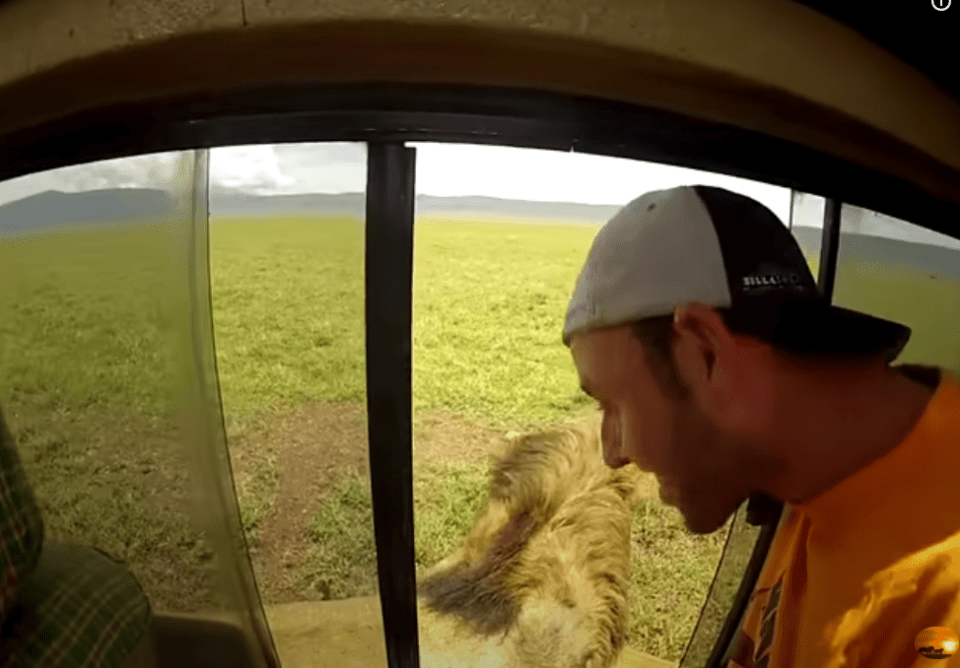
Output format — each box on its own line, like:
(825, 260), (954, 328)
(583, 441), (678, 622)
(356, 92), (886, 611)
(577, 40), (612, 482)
(915, 627), (959, 660)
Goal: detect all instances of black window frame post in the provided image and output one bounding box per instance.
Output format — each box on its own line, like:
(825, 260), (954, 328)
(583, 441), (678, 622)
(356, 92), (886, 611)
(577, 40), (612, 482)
(818, 198), (843, 300)
(365, 141), (421, 668)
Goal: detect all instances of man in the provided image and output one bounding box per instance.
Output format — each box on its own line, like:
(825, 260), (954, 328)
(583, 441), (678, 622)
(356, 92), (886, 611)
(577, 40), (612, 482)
(562, 185), (960, 667)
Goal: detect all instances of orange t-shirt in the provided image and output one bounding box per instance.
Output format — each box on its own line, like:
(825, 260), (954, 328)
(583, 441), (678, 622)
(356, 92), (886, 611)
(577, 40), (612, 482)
(727, 366), (960, 668)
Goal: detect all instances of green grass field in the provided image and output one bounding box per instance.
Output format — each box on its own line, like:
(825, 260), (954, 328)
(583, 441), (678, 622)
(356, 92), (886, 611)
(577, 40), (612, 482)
(0, 215), (957, 664)
(209, 217), (598, 428)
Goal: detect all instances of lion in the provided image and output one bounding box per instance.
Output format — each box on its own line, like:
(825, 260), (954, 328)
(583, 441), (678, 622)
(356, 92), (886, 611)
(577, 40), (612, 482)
(415, 418), (642, 668)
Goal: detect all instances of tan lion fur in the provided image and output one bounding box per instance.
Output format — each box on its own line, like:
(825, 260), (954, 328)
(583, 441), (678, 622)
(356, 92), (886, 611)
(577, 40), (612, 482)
(416, 417), (642, 668)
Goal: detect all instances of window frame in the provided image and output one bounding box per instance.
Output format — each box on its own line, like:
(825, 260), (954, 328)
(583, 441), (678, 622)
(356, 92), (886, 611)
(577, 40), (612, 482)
(2, 84), (960, 668)
(2, 84), (958, 240)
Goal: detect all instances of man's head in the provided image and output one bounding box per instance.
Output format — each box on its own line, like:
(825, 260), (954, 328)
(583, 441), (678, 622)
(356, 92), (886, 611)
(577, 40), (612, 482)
(570, 306), (785, 534)
(563, 186), (912, 534)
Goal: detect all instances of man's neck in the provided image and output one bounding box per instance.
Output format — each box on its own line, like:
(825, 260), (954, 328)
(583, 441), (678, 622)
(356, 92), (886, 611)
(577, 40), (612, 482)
(765, 363), (937, 505)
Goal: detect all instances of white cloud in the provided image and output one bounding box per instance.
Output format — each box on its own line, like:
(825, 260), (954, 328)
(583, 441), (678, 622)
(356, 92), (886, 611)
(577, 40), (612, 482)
(209, 145), (295, 195)
(265, 143), (368, 194)
(0, 142), (790, 222)
(410, 143), (792, 223)
(206, 142), (792, 223)
(0, 151), (182, 205)
(14, 141), (958, 250)
(792, 192), (826, 229)
(0, 139), (955, 250)
(69, 152), (182, 190)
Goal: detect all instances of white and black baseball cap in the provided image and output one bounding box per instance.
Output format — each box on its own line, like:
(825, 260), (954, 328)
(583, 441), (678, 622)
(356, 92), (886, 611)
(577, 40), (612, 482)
(563, 185), (911, 361)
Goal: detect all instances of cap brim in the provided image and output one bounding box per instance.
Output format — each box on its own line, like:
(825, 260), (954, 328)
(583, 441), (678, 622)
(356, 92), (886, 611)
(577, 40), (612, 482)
(728, 301), (912, 363)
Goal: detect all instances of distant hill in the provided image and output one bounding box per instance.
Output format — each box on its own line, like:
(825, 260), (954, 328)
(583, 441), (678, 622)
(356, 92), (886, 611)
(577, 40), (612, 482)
(414, 195), (620, 223)
(209, 191), (366, 218)
(2, 189), (958, 278)
(0, 188), (170, 233)
(209, 192), (619, 223)
(792, 226), (960, 279)
(0, 189), (618, 231)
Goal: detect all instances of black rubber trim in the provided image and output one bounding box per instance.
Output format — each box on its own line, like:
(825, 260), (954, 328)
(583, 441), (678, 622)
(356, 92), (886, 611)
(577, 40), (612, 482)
(0, 84), (958, 243)
(365, 141), (421, 668)
(702, 515), (781, 668)
(818, 198), (843, 301)
(690, 493), (782, 668)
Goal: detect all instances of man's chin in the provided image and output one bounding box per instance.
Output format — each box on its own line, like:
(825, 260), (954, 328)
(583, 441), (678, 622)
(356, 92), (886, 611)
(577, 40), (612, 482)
(681, 512), (731, 535)
(663, 488), (734, 535)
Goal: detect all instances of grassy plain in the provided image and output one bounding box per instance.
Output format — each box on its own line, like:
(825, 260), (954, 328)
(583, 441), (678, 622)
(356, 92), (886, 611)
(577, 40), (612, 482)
(0, 215), (957, 663)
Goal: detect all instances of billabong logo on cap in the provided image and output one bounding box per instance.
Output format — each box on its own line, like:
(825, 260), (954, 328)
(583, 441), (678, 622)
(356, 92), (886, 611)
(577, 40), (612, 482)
(741, 260), (809, 293)
(742, 273), (804, 290)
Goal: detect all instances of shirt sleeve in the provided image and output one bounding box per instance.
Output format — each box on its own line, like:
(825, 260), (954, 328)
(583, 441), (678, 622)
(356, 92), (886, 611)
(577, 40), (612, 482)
(821, 534), (960, 668)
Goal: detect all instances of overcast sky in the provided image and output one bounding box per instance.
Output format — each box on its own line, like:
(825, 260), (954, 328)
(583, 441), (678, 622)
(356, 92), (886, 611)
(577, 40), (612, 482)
(0, 141), (792, 217)
(1, 141), (959, 249)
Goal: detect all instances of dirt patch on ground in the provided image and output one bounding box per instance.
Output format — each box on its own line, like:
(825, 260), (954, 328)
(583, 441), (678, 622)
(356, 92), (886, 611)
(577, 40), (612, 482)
(230, 401), (661, 606)
(229, 401), (506, 604)
(412, 408), (503, 468)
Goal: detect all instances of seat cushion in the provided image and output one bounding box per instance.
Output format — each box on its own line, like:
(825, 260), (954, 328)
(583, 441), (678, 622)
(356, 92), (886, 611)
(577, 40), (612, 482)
(0, 409), (45, 628)
(0, 539), (152, 668)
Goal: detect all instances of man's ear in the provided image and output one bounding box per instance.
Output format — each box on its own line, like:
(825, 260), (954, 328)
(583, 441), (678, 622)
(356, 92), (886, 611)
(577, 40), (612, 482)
(670, 303), (736, 400)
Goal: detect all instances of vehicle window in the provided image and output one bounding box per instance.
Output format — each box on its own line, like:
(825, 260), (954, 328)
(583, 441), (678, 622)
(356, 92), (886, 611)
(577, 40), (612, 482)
(0, 141), (866, 668)
(409, 143), (795, 666)
(0, 150), (273, 666)
(205, 143), (386, 665)
(833, 204), (960, 375)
